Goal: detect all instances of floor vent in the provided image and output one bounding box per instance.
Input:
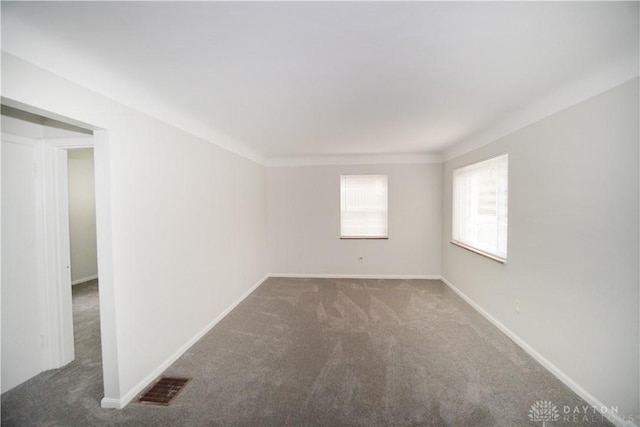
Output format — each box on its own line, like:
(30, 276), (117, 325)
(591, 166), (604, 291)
(137, 376), (191, 406)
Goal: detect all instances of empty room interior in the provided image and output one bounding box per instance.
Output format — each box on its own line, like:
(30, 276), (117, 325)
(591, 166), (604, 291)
(1, 2), (638, 426)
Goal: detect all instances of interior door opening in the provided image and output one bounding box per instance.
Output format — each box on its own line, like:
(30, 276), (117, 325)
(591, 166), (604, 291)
(1, 106), (102, 398)
(67, 147), (102, 381)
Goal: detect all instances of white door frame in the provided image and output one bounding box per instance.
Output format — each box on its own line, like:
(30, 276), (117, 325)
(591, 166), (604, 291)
(41, 137), (95, 368)
(1, 97), (119, 407)
(43, 131), (121, 408)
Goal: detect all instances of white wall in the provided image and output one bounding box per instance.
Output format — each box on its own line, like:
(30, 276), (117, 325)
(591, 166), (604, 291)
(268, 163), (441, 277)
(68, 150), (98, 284)
(442, 78), (639, 418)
(1, 137), (42, 393)
(2, 53), (269, 406)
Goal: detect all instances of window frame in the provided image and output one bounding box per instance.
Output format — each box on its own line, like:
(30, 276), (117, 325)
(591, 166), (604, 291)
(340, 174), (389, 239)
(451, 154), (508, 263)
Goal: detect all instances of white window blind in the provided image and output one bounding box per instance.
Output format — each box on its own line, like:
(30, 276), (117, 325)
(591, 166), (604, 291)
(340, 175), (388, 238)
(452, 154), (508, 261)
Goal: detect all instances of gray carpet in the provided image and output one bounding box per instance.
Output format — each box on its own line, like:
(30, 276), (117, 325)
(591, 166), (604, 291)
(2, 278), (614, 426)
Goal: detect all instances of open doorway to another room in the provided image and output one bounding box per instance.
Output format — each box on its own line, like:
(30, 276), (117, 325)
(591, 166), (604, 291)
(1, 106), (103, 402)
(67, 147), (102, 389)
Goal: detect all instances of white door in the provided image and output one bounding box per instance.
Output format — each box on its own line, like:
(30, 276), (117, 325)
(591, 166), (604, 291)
(1, 137), (45, 393)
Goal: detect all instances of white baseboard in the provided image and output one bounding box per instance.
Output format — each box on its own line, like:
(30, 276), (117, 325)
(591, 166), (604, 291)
(72, 274), (98, 285)
(268, 273), (441, 280)
(101, 274), (269, 410)
(100, 398), (121, 409)
(440, 276), (633, 427)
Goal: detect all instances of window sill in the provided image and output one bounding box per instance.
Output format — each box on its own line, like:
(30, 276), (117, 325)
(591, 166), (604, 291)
(340, 237), (389, 240)
(450, 241), (506, 264)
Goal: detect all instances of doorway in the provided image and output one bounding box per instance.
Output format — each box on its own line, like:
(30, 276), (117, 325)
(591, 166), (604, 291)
(67, 147), (102, 373)
(1, 106), (101, 393)
(68, 148), (98, 288)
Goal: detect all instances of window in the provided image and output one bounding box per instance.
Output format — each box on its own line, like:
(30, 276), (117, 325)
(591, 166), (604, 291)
(452, 154), (508, 261)
(340, 175), (388, 238)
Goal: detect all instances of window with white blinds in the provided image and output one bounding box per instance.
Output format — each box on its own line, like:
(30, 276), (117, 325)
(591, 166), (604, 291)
(452, 154), (508, 261)
(340, 175), (388, 238)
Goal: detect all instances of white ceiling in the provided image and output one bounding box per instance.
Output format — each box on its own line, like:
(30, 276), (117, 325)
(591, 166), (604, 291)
(2, 2), (638, 164)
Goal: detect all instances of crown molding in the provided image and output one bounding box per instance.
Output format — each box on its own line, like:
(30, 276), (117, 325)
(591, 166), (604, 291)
(266, 152), (443, 167)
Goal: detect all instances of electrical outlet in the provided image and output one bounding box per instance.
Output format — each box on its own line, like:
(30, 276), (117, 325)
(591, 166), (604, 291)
(515, 300), (521, 314)
(358, 256), (364, 263)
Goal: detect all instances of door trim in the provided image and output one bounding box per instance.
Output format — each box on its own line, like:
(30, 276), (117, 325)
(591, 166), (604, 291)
(1, 97), (119, 405)
(41, 137), (95, 368)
